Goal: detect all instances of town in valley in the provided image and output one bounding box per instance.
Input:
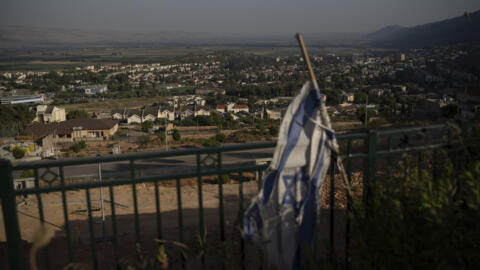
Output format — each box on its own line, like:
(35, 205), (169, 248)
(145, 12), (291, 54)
(1, 43), (478, 161)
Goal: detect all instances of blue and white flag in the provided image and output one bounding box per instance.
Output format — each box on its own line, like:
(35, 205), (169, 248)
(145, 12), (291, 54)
(243, 81), (336, 270)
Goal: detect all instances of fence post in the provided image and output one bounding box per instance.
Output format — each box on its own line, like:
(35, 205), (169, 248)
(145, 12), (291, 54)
(364, 130), (377, 202)
(0, 159), (25, 270)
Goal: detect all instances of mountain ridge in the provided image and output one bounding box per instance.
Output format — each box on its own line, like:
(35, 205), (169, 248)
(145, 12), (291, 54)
(1, 10), (480, 49)
(367, 10), (480, 48)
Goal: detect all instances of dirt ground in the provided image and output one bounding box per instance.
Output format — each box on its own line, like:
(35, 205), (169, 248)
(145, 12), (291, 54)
(60, 129), (254, 158)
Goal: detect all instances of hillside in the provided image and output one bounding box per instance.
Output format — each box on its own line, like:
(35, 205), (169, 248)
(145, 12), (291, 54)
(367, 10), (480, 48)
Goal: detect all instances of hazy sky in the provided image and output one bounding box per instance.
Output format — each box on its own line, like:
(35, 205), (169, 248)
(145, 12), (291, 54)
(2, 0), (480, 34)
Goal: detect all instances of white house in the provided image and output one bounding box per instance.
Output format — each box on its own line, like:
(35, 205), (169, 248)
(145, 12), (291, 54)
(34, 105), (66, 123)
(180, 109), (194, 119)
(158, 107), (175, 121)
(195, 107), (210, 117)
(127, 114), (142, 124)
(143, 113), (156, 122)
(266, 109), (282, 120)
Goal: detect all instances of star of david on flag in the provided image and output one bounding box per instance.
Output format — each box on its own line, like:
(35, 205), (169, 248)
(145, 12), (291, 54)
(242, 81), (337, 270)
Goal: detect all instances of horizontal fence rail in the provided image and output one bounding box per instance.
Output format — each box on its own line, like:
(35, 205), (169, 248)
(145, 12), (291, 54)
(0, 123), (468, 270)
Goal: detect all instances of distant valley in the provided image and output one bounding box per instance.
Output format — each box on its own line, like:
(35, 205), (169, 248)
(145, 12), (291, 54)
(0, 10), (479, 50)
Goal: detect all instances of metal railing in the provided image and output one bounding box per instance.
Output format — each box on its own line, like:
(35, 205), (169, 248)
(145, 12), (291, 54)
(0, 123), (463, 269)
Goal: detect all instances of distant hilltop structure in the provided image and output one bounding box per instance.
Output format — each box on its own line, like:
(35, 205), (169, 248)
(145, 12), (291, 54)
(0, 94), (45, 105)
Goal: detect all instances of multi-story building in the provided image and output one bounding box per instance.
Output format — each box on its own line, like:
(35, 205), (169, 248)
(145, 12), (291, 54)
(34, 105), (66, 123)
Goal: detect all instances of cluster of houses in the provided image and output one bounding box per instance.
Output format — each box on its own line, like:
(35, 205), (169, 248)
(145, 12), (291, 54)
(111, 94), (212, 124)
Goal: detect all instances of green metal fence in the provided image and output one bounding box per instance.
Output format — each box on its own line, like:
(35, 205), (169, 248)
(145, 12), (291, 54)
(0, 123), (463, 269)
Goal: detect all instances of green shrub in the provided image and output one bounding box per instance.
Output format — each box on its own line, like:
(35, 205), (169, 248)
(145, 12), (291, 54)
(78, 140), (86, 149)
(71, 144), (81, 153)
(20, 169), (34, 178)
(67, 110), (89, 120)
(349, 157), (480, 270)
(202, 137), (220, 147)
(12, 147), (25, 159)
(216, 174), (230, 184)
(70, 141), (87, 153)
(141, 120), (154, 132)
(215, 133), (226, 143)
(172, 129), (181, 141)
(157, 132), (166, 141)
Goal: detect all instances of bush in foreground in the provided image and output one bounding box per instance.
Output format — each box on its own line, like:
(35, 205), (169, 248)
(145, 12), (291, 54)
(172, 129), (181, 141)
(347, 155), (480, 269)
(12, 148), (25, 159)
(71, 141), (87, 153)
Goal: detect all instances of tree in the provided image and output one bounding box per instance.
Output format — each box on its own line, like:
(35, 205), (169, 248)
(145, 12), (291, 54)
(0, 104), (35, 137)
(157, 132), (166, 142)
(355, 92), (368, 104)
(67, 110), (89, 120)
(215, 133), (226, 144)
(356, 107), (375, 123)
(12, 148), (25, 159)
(70, 140), (86, 153)
(141, 121), (154, 132)
(172, 129), (181, 141)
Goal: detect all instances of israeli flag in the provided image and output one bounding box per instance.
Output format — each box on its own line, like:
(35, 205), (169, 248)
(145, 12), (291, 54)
(243, 81), (336, 270)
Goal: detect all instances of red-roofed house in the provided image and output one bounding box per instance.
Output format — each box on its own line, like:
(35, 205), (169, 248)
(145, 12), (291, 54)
(216, 105), (226, 113)
(232, 104), (249, 114)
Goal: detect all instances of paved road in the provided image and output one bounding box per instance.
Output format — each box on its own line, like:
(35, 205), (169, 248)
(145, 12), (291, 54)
(14, 126), (448, 181)
(21, 147), (276, 181)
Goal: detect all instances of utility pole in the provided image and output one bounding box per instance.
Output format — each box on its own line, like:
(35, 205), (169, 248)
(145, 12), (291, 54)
(164, 117), (168, 151)
(97, 156), (106, 241)
(195, 101), (198, 133)
(252, 111), (255, 129)
(365, 94), (368, 129)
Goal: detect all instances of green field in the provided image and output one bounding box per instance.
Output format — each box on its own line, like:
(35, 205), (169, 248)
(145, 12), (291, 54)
(0, 44), (362, 71)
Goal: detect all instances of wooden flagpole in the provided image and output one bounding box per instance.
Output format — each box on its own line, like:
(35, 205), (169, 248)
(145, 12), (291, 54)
(295, 33), (354, 199)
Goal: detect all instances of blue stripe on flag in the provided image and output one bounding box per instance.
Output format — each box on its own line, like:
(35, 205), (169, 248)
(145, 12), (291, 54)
(260, 90), (321, 205)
